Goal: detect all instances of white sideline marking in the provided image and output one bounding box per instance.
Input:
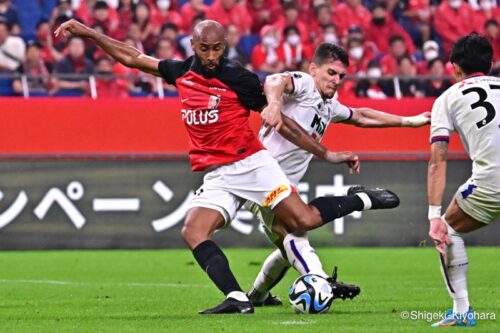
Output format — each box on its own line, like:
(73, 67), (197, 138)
(276, 320), (317, 325)
(0, 279), (210, 288)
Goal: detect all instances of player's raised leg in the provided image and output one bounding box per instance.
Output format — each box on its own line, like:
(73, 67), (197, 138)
(271, 185), (399, 234)
(182, 207), (253, 314)
(347, 185), (401, 209)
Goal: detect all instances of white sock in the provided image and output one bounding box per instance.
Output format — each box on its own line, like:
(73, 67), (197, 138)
(283, 232), (328, 278)
(355, 192), (372, 210)
(439, 216), (470, 314)
(248, 249), (290, 302)
(227, 291), (249, 302)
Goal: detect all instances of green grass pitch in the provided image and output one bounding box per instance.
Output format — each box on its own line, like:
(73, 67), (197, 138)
(1, 248), (498, 333)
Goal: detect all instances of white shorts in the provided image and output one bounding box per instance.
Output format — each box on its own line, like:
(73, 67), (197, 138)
(455, 178), (500, 224)
(187, 150), (292, 225)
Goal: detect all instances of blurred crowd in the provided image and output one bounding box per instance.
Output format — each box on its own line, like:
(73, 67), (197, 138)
(0, 0), (499, 98)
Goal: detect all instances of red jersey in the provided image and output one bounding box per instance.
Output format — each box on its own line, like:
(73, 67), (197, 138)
(472, 8), (500, 33)
(250, 44), (286, 71)
(365, 17), (416, 55)
(433, 2), (474, 54)
(158, 57), (267, 171)
(180, 3), (209, 32)
(206, 0), (253, 35)
(333, 3), (371, 37)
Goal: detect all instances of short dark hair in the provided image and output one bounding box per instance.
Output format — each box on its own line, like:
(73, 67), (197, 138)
(91, 22), (107, 34)
(68, 35), (84, 45)
(371, 1), (387, 11)
(160, 22), (178, 34)
(484, 19), (498, 29)
(283, 24), (299, 37)
(36, 19), (49, 30)
(312, 43), (349, 67)
(192, 13), (206, 24)
(54, 14), (81, 27)
(427, 57), (443, 70)
(321, 23), (335, 31)
(155, 37), (173, 51)
(96, 56), (112, 65)
(347, 37), (363, 48)
(367, 59), (381, 69)
(314, 4), (330, 17)
(282, 2), (298, 11)
(347, 24), (363, 34)
(389, 34), (405, 45)
(450, 33), (493, 75)
(94, 0), (109, 10)
(27, 40), (42, 49)
(397, 54), (413, 66)
(0, 16), (10, 30)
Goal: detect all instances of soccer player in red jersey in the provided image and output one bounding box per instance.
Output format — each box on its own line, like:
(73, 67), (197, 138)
(55, 19), (399, 314)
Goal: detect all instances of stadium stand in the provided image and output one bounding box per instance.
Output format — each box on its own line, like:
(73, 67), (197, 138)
(1, 0), (499, 97)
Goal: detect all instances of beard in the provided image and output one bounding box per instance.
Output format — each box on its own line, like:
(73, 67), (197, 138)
(195, 54), (222, 78)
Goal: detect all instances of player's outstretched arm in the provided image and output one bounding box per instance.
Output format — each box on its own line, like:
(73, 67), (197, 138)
(347, 108), (431, 128)
(261, 73), (294, 132)
(279, 114), (360, 174)
(54, 19), (161, 76)
(427, 141), (450, 255)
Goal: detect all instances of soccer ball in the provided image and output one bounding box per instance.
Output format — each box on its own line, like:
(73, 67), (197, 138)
(288, 274), (334, 314)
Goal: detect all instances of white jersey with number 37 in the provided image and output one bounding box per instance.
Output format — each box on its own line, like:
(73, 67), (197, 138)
(430, 75), (500, 190)
(259, 72), (352, 185)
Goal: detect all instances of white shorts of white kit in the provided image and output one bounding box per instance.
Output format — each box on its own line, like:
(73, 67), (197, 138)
(455, 178), (500, 224)
(187, 150), (292, 225)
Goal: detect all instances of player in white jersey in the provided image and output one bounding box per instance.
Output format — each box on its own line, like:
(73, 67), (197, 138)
(260, 71), (355, 186)
(427, 33), (500, 327)
(246, 43), (431, 305)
